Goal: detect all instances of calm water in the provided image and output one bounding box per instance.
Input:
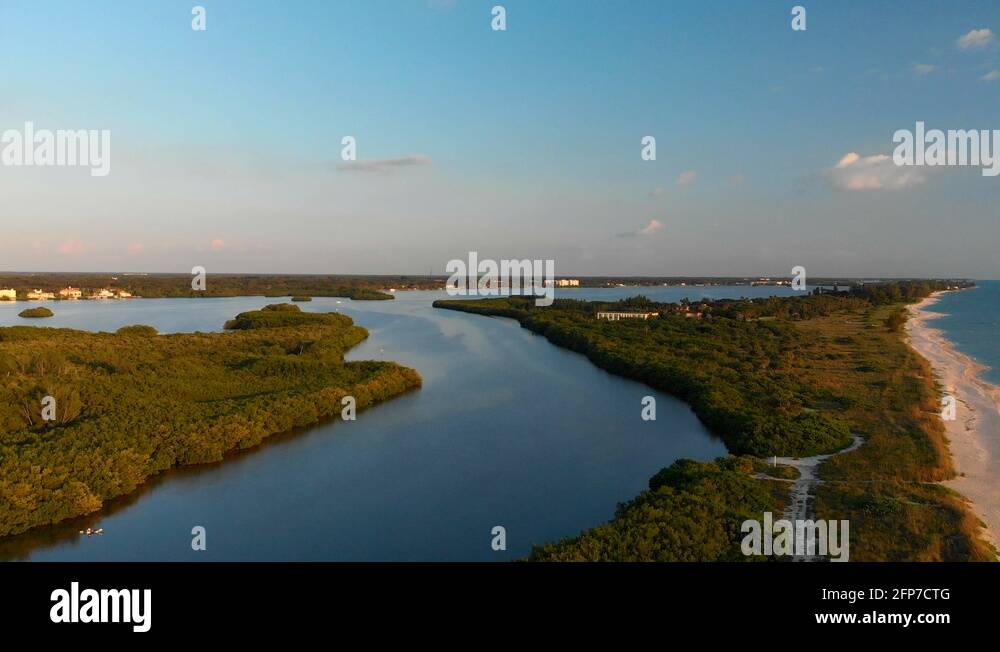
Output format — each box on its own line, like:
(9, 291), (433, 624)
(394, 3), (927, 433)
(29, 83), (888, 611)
(922, 280), (1000, 385)
(0, 287), (800, 561)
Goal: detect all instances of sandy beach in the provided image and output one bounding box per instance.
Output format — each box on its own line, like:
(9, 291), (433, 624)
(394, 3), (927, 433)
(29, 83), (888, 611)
(907, 292), (1000, 551)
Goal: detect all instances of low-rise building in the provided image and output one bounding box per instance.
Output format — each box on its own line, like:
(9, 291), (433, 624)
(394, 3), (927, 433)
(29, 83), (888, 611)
(0, 288), (16, 300)
(116, 289), (133, 298)
(90, 288), (115, 299)
(59, 287), (83, 300)
(596, 311), (660, 321)
(26, 289), (56, 300)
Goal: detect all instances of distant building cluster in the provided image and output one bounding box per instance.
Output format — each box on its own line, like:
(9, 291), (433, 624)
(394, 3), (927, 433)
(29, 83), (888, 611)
(596, 311), (660, 321)
(0, 286), (137, 301)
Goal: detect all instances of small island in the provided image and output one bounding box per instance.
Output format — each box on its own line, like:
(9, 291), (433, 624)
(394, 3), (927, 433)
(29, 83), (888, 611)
(18, 307), (53, 318)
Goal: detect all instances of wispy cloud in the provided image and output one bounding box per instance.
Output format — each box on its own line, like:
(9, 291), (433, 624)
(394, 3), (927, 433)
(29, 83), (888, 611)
(648, 187), (665, 198)
(675, 170), (697, 186)
(618, 219), (664, 238)
(957, 28), (994, 49)
(825, 152), (927, 191)
(127, 242), (145, 254)
(57, 239), (86, 255)
(982, 70), (1000, 81)
(337, 155), (433, 173)
(728, 174), (746, 187)
(912, 63), (939, 75)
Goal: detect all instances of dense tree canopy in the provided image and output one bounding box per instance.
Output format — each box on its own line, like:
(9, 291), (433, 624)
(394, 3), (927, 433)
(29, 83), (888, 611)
(0, 307), (421, 537)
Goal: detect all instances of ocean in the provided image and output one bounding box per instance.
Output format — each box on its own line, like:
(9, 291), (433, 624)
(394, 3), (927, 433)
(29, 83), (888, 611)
(925, 280), (1000, 385)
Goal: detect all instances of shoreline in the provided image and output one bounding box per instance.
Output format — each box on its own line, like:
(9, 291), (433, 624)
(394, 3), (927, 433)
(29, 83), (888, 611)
(906, 290), (1000, 552)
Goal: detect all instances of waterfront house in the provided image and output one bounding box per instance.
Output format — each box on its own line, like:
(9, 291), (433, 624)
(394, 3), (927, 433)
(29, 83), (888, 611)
(116, 289), (133, 298)
(596, 311), (660, 321)
(26, 289), (56, 300)
(91, 288), (115, 299)
(59, 287), (83, 300)
(0, 288), (16, 300)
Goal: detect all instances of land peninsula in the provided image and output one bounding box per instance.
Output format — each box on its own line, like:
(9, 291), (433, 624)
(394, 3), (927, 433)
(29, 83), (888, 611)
(0, 303), (421, 537)
(435, 280), (993, 561)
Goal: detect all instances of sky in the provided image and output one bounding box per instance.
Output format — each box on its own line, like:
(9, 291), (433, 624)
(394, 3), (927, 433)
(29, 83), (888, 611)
(0, 0), (998, 278)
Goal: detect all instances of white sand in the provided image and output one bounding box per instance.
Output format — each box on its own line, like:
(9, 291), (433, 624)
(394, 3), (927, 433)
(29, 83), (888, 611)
(907, 292), (1000, 550)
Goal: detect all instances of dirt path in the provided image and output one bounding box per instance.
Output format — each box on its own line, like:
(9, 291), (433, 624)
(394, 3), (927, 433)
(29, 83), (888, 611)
(754, 434), (863, 561)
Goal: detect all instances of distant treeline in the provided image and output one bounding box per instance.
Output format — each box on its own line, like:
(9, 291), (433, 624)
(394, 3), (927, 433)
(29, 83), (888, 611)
(0, 273), (447, 301)
(559, 277), (975, 289)
(0, 304), (421, 538)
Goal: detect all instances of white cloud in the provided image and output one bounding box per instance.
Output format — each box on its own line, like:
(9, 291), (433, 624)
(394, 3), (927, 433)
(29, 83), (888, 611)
(618, 219), (664, 238)
(912, 63), (939, 75)
(675, 170), (697, 186)
(982, 70), (1000, 81)
(825, 151), (927, 191)
(957, 28), (994, 49)
(337, 155), (433, 173)
(648, 187), (665, 198)
(638, 219), (664, 235)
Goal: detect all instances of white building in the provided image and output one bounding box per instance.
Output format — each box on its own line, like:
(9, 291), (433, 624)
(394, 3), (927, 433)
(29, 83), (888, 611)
(27, 289), (56, 300)
(59, 287), (82, 300)
(596, 311), (659, 321)
(0, 288), (16, 300)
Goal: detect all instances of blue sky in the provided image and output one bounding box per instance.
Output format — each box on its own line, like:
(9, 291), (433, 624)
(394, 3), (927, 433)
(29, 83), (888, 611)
(0, 0), (998, 277)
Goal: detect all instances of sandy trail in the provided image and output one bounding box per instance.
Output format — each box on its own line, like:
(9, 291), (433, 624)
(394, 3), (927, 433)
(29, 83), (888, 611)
(757, 435), (863, 561)
(773, 435), (864, 524)
(907, 292), (1000, 551)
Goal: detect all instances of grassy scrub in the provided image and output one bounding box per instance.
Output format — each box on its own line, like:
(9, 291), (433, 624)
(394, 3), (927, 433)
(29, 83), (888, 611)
(435, 281), (992, 561)
(0, 304), (421, 537)
(803, 304), (992, 560)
